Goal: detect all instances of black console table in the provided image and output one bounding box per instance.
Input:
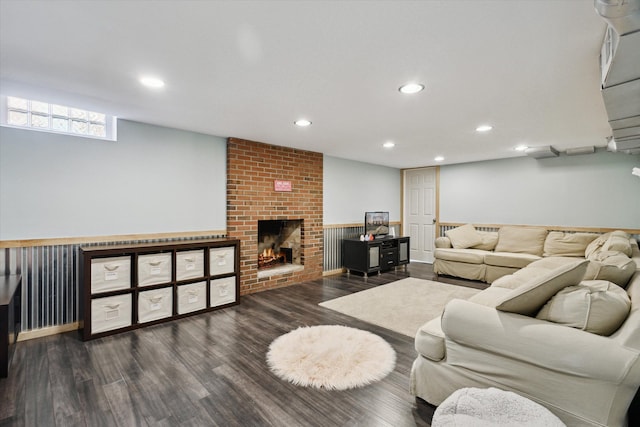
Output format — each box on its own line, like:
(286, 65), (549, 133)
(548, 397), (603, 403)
(1, 274), (21, 378)
(343, 236), (410, 276)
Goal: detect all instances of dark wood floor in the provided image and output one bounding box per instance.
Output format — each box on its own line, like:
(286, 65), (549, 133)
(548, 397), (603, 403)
(0, 264), (483, 427)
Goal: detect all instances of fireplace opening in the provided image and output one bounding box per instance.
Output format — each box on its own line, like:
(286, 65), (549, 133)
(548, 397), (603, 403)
(257, 220), (302, 271)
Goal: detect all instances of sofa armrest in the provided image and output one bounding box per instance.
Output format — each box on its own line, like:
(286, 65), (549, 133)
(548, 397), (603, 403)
(441, 299), (640, 383)
(435, 236), (452, 248)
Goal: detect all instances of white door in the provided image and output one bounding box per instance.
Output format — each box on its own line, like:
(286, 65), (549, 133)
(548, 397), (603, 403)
(403, 168), (436, 263)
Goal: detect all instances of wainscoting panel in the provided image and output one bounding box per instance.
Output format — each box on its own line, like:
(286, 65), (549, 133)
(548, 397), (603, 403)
(323, 226), (363, 272)
(322, 224), (400, 272)
(6, 225), (411, 335)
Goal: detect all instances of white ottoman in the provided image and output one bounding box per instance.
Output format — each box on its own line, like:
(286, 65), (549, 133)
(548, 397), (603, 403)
(432, 387), (566, 427)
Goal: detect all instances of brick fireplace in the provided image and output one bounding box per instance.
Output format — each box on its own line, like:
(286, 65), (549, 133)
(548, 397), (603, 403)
(227, 138), (323, 295)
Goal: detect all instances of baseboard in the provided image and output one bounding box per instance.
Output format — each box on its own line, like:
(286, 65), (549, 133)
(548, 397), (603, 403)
(18, 322), (80, 341)
(323, 268), (345, 276)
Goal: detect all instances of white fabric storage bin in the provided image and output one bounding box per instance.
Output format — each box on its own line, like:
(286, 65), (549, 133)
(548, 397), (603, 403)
(90, 256), (131, 294)
(138, 253), (172, 287)
(210, 277), (236, 307)
(176, 250), (204, 281)
(209, 247), (235, 275)
(91, 293), (132, 334)
(177, 281), (207, 314)
(138, 287), (173, 323)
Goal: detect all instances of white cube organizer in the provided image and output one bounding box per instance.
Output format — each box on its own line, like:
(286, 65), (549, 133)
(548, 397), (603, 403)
(90, 256), (131, 293)
(138, 287), (173, 323)
(177, 281), (207, 314)
(176, 250), (205, 281)
(138, 253), (172, 287)
(91, 294), (132, 334)
(209, 247), (235, 275)
(210, 277), (236, 307)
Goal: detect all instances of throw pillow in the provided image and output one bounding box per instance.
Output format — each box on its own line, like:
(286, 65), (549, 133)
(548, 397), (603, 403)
(584, 252), (636, 288)
(445, 224), (483, 249)
(585, 231), (629, 258)
(585, 232), (610, 258)
(470, 231), (499, 251)
(603, 231), (632, 256)
(542, 231), (599, 257)
(494, 226), (548, 256)
(536, 280), (631, 336)
(495, 259), (588, 316)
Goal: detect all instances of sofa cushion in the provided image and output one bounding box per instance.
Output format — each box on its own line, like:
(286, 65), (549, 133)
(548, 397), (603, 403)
(490, 257), (577, 290)
(445, 224), (483, 249)
(543, 231), (599, 257)
(434, 248), (488, 264)
(434, 259), (487, 282)
(468, 286), (512, 306)
(415, 317), (446, 361)
(494, 259), (589, 316)
(494, 226), (548, 256)
(585, 231), (631, 258)
(536, 280), (631, 336)
(484, 252), (541, 269)
(585, 252), (636, 288)
(470, 231), (499, 251)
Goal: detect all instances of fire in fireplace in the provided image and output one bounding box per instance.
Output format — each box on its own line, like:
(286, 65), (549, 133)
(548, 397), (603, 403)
(258, 246), (293, 269)
(257, 220), (302, 270)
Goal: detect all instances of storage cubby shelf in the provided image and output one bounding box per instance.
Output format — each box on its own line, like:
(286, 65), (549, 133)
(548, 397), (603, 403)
(80, 238), (240, 341)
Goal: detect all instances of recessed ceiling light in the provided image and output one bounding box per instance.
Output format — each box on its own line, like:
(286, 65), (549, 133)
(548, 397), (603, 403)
(434, 156), (444, 162)
(399, 83), (425, 94)
(476, 125), (493, 132)
(294, 119), (312, 127)
(139, 76), (165, 88)
(383, 141), (395, 148)
(515, 144), (529, 152)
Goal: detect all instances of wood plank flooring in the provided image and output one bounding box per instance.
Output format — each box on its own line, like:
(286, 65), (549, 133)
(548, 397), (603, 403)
(0, 264), (484, 427)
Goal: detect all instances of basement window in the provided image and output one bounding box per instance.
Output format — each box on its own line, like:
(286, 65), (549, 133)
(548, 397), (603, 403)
(1, 95), (117, 140)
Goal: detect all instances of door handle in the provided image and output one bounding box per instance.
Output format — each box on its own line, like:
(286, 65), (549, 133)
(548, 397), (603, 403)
(432, 218), (437, 224)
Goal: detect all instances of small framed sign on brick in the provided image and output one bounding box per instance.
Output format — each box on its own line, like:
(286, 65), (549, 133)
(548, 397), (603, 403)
(274, 180), (292, 192)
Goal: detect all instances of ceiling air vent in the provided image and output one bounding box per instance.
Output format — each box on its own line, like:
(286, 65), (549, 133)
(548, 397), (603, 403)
(566, 146), (596, 156)
(525, 146), (559, 159)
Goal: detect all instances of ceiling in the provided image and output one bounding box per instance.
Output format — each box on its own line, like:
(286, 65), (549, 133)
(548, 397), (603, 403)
(0, 0), (612, 168)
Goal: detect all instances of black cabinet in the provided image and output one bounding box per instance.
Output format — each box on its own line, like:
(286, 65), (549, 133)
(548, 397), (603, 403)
(343, 237), (410, 276)
(0, 274), (21, 378)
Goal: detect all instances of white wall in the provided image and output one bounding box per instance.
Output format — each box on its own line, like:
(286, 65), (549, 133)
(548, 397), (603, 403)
(439, 151), (640, 229)
(323, 155), (401, 224)
(0, 120), (227, 239)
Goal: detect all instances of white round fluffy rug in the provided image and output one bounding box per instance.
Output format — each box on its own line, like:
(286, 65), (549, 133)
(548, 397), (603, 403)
(266, 325), (396, 390)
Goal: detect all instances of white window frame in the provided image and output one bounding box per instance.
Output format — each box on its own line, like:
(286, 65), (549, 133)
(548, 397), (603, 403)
(0, 95), (117, 141)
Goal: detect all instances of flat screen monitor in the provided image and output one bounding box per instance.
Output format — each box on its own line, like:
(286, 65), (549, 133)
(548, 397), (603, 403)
(365, 211), (390, 237)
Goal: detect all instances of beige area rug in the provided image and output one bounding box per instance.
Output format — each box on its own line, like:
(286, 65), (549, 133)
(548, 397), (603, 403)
(266, 325), (396, 390)
(319, 278), (481, 337)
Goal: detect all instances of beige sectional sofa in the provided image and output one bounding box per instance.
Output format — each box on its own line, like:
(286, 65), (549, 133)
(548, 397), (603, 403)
(434, 224), (636, 284)
(412, 226), (640, 426)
